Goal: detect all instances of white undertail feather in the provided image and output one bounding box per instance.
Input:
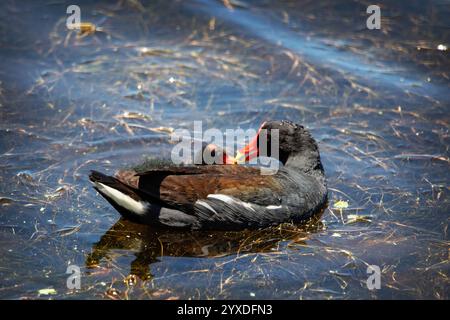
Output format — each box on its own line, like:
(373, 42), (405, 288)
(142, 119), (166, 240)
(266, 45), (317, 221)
(95, 182), (148, 215)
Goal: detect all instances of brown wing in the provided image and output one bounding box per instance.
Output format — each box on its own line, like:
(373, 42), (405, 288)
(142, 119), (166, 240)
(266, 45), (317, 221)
(136, 165), (284, 213)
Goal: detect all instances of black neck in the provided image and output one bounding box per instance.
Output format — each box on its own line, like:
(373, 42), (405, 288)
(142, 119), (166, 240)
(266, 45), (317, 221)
(285, 153), (324, 178)
(282, 132), (325, 179)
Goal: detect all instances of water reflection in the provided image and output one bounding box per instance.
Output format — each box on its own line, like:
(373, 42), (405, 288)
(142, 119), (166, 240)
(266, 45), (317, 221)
(86, 217), (323, 281)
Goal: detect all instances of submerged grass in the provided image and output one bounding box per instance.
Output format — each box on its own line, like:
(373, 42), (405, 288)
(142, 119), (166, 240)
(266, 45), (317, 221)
(0, 0), (448, 299)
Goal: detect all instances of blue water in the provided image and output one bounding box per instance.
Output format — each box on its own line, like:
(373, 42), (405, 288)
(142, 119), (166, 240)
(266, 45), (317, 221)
(0, 0), (448, 299)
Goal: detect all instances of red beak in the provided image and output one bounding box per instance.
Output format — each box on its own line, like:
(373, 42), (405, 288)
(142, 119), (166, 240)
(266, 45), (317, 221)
(224, 153), (236, 165)
(235, 135), (258, 163)
(204, 143), (237, 165)
(235, 123), (266, 163)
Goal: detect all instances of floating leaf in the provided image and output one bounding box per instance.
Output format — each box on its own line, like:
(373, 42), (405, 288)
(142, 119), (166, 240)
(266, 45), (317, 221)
(78, 22), (96, 35)
(38, 288), (57, 295)
(333, 200), (349, 209)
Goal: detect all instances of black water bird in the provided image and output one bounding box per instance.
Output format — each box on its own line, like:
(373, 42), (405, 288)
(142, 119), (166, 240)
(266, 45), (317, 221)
(89, 120), (327, 230)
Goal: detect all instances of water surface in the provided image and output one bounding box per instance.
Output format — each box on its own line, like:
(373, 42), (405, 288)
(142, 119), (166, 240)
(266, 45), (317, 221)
(0, 0), (448, 299)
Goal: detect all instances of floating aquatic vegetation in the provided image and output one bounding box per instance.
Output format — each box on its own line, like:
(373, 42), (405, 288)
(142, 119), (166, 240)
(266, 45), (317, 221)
(333, 200), (349, 209)
(78, 22), (97, 36)
(0, 0), (448, 300)
(346, 214), (372, 224)
(114, 111), (152, 121)
(38, 288), (57, 296)
(0, 197), (14, 205)
(149, 126), (175, 134)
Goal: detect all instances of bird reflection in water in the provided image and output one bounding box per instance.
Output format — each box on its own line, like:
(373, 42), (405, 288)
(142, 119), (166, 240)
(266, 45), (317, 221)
(86, 212), (325, 281)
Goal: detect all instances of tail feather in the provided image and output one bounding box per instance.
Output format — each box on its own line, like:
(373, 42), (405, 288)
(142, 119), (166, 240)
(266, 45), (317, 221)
(89, 170), (148, 216)
(89, 171), (136, 196)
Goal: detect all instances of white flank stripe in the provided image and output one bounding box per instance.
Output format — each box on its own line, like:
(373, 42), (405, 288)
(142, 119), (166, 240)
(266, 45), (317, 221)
(266, 205), (282, 210)
(242, 202), (256, 212)
(196, 200), (218, 214)
(207, 194), (234, 204)
(207, 194), (256, 211)
(95, 182), (148, 215)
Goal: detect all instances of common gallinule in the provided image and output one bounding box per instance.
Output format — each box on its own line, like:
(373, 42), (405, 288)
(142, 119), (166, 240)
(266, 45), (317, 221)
(89, 120), (327, 229)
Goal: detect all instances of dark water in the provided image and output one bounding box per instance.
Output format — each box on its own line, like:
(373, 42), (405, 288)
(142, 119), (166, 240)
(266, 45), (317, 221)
(0, 0), (449, 299)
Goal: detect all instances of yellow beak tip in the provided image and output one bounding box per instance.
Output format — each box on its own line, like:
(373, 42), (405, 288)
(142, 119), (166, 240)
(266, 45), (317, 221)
(234, 152), (246, 164)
